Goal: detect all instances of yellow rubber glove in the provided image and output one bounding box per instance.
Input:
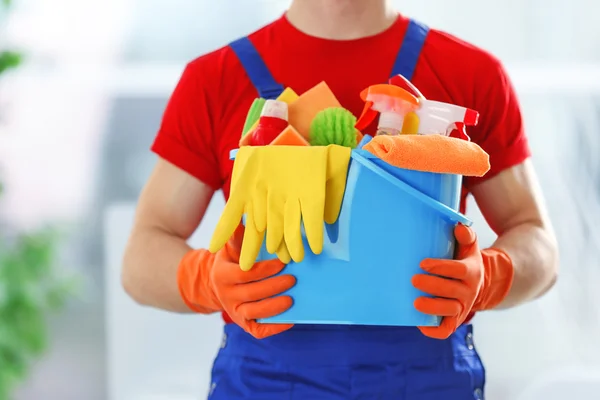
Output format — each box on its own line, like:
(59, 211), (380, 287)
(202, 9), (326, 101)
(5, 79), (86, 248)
(209, 145), (351, 271)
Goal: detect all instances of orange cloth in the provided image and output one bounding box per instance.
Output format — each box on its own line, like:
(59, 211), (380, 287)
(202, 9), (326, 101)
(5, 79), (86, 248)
(411, 224), (514, 340)
(177, 225), (296, 339)
(363, 134), (490, 176)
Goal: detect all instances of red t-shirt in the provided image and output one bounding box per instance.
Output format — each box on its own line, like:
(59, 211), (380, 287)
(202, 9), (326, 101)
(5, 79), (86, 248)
(152, 14), (531, 325)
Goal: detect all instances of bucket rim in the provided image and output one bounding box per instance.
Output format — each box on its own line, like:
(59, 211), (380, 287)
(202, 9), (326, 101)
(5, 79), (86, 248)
(231, 147), (394, 161)
(350, 150), (471, 226)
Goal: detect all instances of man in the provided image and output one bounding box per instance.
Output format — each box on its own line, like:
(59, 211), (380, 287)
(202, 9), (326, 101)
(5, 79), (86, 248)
(122, 0), (559, 398)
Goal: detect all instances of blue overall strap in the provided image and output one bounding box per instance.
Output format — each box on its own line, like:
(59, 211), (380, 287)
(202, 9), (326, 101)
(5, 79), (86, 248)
(390, 19), (430, 80)
(229, 37), (285, 100)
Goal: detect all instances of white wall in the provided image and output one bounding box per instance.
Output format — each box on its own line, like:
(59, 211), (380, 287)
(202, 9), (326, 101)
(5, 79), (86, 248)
(104, 196), (226, 400)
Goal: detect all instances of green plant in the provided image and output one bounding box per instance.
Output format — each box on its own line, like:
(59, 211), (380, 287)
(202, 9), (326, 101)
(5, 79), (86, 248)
(0, 230), (74, 399)
(0, 0), (21, 77)
(0, 1), (75, 399)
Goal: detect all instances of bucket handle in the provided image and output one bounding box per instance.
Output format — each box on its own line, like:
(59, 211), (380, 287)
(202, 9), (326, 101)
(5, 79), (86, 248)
(350, 151), (472, 226)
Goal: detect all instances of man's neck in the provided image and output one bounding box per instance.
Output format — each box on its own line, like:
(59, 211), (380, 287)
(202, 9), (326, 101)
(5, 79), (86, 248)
(286, 0), (397, 40)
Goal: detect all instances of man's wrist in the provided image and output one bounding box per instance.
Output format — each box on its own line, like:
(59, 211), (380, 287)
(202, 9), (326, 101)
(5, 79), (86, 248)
(473, 247), (514, 311)
(177, 248), (222, 313)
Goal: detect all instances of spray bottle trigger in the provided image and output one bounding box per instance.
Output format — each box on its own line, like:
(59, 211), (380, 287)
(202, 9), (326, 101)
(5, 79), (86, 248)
(355, 100), (377, 131)
(449, 122), (471, 141)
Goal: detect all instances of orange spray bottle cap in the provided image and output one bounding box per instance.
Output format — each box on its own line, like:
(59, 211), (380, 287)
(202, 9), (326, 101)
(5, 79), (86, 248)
(355, 84), (420, 132)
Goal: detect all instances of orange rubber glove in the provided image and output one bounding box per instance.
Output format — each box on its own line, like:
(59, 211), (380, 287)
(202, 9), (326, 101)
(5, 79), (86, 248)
(177, 224), (296, 339)
(411, 224), (514, 339)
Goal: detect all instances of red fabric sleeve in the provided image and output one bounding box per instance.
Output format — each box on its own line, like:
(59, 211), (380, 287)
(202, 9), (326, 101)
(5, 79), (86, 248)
(464, 60), (531, 189)
(151, 62), (223, 190)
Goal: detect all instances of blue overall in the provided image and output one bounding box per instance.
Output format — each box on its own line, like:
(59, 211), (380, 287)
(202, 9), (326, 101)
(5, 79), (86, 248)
(210, 20), (486, 400)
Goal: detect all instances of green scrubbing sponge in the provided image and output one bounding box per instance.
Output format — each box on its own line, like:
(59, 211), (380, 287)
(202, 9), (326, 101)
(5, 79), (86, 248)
(241, 98), (266, 137)
(309, 107), (358, 148)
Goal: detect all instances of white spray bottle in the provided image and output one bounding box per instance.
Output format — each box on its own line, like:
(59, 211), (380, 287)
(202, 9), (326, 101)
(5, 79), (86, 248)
(388, 74), (480, 140)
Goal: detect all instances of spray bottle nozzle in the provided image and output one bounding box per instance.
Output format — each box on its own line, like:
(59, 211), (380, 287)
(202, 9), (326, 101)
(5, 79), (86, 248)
(463, 108), (479, 126)
(388, 74), (425, 100)
(355, 84), (420, 132)
(416, 100), (480, 137)
(388, 74), (480, 138)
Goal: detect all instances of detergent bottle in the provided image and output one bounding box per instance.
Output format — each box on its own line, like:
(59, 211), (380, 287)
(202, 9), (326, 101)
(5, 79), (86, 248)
(388, 73), (479, 140)
(249, 99), (289, 146)
(355, 84), (420, 136)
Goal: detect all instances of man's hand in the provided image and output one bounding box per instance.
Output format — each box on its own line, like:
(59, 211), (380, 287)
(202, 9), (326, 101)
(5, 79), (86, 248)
(178, 225), (297, 339)
(411, 224), (513, 339)
(122, 159), (216, 313)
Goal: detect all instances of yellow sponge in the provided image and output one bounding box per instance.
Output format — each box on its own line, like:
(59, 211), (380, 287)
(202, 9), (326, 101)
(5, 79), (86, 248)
(277, 87), (300, 104)
(401, 112), (420, 135)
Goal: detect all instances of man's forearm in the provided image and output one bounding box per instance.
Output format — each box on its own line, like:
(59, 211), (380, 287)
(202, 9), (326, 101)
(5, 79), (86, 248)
(490, 222), (558, 309)
(122, 225), (195, 313)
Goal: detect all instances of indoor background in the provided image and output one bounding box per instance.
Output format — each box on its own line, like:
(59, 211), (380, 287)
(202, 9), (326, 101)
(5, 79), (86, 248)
(1, 0), (599, 399)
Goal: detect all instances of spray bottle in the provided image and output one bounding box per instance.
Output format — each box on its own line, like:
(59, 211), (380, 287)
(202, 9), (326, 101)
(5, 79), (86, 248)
(355, 84), (420, 136)
(415, 100), (479, 140)
(388, 74), (480, 140)
(249, 99), (289, 146)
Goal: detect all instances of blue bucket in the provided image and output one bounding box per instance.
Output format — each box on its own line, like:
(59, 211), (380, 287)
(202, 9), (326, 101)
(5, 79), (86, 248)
(230, 146), (471, 327)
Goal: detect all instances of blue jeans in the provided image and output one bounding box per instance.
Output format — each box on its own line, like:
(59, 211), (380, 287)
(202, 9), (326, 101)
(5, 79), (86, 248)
(208, 323), (486, 399)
